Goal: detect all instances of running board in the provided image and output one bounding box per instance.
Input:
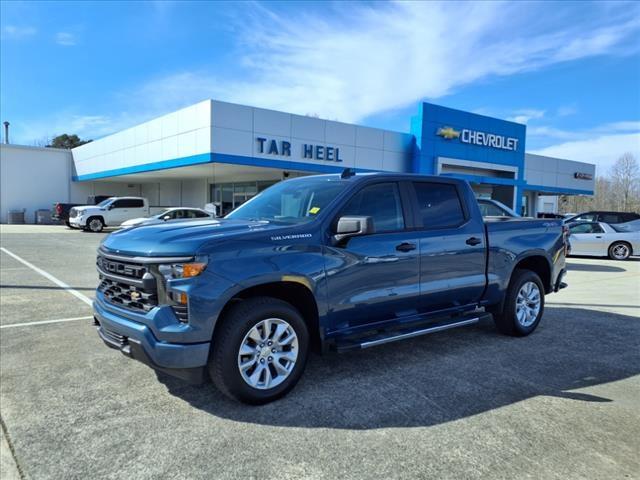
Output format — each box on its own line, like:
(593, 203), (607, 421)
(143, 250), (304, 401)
(333, 314), (490, 352)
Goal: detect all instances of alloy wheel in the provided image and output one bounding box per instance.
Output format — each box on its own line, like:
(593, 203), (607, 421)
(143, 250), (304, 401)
(611, 244), (629, 260)
(237, 318), (299, 390)
(89, 219), (103, 232)
(515, 281), (541, 327)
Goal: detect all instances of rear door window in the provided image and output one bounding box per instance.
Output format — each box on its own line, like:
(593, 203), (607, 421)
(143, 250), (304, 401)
(412, 182), (466, 228)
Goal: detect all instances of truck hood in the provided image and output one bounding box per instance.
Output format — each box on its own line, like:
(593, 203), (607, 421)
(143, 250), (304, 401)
(73, 205), (102, 213)
(100, 218), (287, 257)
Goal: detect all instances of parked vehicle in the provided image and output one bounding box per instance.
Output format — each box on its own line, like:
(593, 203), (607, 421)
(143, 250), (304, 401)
(568, 221), (639, 260)
(70, 197), (149, 232)
(93, 172), (568, 404)
(537, 212), (565, 219)
(610, 219), (640, 233)
(476, 198), (519, 218)
(121, 208), (215, 228)
(51, 195), (112, 227)
(565, 211), (640, 225)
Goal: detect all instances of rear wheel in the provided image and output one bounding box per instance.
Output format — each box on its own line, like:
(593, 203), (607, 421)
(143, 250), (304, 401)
(85, 217), (104, 233)
(209, 297), (309, 404)
(608, 242), (631, 260)
(493, 269), (545, 336)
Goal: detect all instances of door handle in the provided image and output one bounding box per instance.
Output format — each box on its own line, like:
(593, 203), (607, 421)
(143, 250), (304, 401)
(466, 237), (482, 246)
(395, 242), (416, 252)
(595, 236), (602, 238)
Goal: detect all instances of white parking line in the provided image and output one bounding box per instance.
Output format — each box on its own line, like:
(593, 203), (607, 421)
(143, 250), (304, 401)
(0, 316), (93, 329)
(0, 247), (93, 307)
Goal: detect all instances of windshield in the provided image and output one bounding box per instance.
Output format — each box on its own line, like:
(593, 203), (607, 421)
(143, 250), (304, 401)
(96, 197), (115, 207)
(226, 178), (347, 224)
(477, 199), (517, 217)
(611, 220), (640, 233)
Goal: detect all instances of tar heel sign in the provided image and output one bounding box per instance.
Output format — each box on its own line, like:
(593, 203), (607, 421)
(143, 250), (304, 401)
(256, 137), (343, 162)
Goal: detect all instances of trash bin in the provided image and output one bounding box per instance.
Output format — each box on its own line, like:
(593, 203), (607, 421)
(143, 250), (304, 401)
(7, 209), (26, 224)
(36, 209), (52, 224)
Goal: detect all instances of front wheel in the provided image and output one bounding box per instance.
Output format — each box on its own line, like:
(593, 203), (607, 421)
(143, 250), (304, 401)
(209, 297), (309, 404)
(85, 217), (104, 233)
(609, 242), (631, 260)
(493, 269), (545, 337)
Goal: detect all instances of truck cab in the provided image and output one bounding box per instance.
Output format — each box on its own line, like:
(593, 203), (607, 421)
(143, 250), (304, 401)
(70, 196), (149, 232)
(93, 172), (567, 404)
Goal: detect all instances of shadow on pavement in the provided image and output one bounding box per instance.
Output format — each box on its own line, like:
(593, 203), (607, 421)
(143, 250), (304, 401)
(157, 307), (640, 429)
(567, 263), (626, 273)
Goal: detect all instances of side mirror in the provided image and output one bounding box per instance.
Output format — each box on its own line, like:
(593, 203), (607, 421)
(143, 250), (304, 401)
(333, 216), (374, 244)
(108, 204), (114, 210)
(162, 215), (171, 221)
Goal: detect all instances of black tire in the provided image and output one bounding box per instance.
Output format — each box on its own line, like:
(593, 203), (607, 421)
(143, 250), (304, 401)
(85, 216), (104, 233)
(608, 241), (631, 260)
(493, 269), (545, 337)
(209, 297), (309, 405)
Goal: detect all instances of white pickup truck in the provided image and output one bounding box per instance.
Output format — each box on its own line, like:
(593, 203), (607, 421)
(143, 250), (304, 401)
(69, 197), (150, 232)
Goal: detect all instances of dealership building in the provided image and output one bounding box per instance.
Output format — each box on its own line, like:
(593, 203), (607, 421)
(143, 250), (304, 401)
(0, 100), (595, 222)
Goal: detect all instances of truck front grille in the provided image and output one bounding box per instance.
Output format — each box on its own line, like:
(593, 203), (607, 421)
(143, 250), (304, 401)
(98, 277), (157, 312)
(97, 254), (158, 313)
(69, 208), (77, 218)
(96, 250), (191, 322)
(97, 256), (147, 281)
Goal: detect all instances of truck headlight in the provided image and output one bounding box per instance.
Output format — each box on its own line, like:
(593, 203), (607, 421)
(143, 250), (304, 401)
(158, 256), (208, 281)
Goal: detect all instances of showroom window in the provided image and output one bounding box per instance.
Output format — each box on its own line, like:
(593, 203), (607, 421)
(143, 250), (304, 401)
(211, 181), (277, 216)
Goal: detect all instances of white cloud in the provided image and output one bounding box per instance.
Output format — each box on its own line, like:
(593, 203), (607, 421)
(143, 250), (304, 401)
(55, 32), (77, 46)
(556, 106), (578, 117)
(507, 109), (546, 124)
(530, 131), (640, 174)
(2, 25), (37, 38)
(10, 1), (640, 145)
(122, 1), (640, 124)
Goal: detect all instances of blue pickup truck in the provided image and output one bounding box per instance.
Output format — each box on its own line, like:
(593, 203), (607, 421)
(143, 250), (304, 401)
(94, 172), (568, 404)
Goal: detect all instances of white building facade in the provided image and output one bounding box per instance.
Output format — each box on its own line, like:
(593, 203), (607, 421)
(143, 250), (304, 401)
(1, 99), (596, 222)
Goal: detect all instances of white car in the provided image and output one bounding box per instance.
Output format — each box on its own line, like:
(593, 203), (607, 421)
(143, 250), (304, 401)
(120, 207), (214, 228)
(476, 198), (519, 218)
(568, 221), (640, 260)
(69, 197), (149, 232)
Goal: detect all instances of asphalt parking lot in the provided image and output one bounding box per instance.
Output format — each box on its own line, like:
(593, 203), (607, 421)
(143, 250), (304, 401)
(1, 225), (639, 480)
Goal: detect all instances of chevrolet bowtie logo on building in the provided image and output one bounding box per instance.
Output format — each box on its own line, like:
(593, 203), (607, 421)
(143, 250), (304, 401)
(436, 126), (461, 140)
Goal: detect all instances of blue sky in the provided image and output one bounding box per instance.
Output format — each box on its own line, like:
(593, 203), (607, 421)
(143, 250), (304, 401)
(1, 0), (639, 172)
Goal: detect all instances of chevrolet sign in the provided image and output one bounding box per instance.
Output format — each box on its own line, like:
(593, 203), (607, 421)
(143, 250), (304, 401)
(437, 126), (519, 151)
(436, 126), (461, 140)
(574, 172), (593, 180)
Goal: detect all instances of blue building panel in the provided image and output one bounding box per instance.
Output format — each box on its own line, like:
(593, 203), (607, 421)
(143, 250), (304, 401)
(412, 103), (526, 176)
(411, 102), (528, 210)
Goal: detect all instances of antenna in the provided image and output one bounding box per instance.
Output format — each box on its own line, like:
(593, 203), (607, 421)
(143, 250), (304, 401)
(341, 168), (355, 179)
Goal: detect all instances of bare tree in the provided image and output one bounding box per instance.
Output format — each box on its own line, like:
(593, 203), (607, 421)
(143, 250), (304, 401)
(610, 153), (640, 211)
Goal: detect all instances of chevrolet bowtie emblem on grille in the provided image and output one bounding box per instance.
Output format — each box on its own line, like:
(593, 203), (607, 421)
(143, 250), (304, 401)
(130, 291), (141, 300)
(436, 126), (461, 140)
